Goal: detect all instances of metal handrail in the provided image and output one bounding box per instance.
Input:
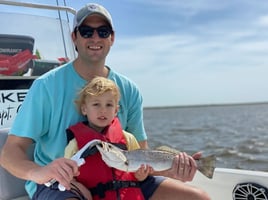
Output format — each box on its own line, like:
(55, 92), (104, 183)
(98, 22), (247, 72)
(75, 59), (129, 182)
(0, 0), (77, 63)
(0, 0), (76, 63)
(0, 0), (76, 15)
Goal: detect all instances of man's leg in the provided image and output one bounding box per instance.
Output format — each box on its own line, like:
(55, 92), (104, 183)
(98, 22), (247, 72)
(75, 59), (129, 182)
(32, 182), (92, 200)
(150, 178), (210, 200)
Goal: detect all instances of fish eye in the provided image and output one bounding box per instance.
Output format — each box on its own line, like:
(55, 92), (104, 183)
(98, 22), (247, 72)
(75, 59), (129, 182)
(125, 160), (129, 166)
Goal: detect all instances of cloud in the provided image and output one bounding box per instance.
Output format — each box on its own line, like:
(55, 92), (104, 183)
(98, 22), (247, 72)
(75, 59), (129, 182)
(108, 12), (268, 106)
(257, 15), (268, 27)
(3, 0), (267, 106)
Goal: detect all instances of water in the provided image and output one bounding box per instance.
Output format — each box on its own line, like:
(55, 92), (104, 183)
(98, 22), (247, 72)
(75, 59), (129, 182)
(143, 103), (268, 172)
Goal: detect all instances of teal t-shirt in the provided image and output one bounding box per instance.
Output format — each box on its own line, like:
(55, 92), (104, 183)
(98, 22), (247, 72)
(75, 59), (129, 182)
(10, 62), (147, 197)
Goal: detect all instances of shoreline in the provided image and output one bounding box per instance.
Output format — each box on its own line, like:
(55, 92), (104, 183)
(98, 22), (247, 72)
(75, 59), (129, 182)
(144, 101), (268, 110)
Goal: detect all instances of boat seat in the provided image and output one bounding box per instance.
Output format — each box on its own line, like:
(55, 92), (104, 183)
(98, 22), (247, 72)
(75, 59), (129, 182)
(0, 128), (30, 200)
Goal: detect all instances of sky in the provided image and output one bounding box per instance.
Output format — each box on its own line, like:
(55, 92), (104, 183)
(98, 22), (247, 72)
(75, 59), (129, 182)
(1, 0), (268, 107)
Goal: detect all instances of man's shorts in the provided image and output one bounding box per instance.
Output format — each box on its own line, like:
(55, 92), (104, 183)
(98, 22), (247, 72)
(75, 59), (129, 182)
(32, 183), (86, 200)
(140, 176), (165, 199)
(32, 176), (165, 200)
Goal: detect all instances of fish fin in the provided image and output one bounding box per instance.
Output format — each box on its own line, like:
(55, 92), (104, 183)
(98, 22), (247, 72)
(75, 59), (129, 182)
(197, 155), (216, 179)
(155, 146), (180, 154)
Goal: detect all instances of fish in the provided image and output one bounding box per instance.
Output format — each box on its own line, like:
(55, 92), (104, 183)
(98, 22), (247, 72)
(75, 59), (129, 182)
(96, 141), (216, 179)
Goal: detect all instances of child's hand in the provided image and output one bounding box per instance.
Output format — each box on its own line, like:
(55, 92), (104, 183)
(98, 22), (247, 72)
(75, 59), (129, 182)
(134, 164), (154, 181)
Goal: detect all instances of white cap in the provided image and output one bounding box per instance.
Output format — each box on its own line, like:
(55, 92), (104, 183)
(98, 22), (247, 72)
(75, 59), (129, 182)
(73, 3), (114, 31)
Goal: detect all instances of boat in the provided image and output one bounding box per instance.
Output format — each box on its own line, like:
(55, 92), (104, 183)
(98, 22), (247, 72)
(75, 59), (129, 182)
(0, 1), (75, 199)
(0, 1), (268, 200)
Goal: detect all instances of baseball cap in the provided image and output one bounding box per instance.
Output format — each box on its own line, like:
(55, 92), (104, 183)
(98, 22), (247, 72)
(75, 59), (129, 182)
(73, 3), (114, 31)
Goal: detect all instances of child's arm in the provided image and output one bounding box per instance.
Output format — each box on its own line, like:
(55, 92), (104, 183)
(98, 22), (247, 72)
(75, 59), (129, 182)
(64, 138), (79, 158)
(134, 164), (154, 181)
(123, 130), (140, 151)
(123, 131), (154, 180)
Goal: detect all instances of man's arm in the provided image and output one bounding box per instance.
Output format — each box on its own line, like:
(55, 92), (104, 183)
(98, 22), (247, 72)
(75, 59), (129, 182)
(0, 135), (37, 180)
(138, 140), (149, 149)
(0, 135), (79, 190)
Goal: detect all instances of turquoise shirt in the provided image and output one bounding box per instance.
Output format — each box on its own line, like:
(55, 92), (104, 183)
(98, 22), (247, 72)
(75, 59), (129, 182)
(10, 62), (147, 197)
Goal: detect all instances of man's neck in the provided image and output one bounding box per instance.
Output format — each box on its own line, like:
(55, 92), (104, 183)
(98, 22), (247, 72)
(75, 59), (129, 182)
(73, 59), (109, 81)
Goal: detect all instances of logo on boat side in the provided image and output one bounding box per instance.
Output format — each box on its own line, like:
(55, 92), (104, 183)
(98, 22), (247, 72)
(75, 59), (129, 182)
(0, 90), (27, 128)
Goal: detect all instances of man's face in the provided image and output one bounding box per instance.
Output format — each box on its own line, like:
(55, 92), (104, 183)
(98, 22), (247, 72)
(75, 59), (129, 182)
(72, 14), (115, 63)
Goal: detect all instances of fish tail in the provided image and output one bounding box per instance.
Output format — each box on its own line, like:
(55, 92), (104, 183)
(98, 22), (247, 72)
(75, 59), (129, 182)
(197, 155), (216, 179)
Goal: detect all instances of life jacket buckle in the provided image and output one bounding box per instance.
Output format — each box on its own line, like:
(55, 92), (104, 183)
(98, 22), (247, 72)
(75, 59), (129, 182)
(95, 182), (106, 198)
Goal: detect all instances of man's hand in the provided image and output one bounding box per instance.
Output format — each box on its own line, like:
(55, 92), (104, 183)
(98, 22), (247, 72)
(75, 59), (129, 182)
(30, 158), (79, 190)
(167, 151), (201, 182)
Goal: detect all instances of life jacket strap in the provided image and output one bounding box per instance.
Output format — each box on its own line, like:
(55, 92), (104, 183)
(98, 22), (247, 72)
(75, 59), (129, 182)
(89, 180), (140, 198)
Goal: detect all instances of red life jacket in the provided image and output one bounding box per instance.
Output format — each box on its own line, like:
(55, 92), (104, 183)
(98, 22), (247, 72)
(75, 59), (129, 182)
(67, 117), (144, 200)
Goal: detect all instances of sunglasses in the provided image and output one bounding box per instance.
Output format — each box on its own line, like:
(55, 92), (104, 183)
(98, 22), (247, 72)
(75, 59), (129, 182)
(77, 25), (113, 39)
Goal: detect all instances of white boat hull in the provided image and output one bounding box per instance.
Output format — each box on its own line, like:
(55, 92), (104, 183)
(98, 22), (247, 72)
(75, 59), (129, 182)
(190, 168), (268, 200)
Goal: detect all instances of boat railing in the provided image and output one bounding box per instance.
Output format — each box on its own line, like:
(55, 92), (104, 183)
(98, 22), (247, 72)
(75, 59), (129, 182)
(0, 0), (77, 123)
(0, 0), (77, 130)
(0, 1), (77, 198)
(0, 0), (76, 14)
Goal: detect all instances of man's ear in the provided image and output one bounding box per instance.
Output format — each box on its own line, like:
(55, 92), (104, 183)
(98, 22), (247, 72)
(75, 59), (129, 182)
(110, 32), (115, 46)
(71, 32), (78, 52)
(71, 31), (76, 41)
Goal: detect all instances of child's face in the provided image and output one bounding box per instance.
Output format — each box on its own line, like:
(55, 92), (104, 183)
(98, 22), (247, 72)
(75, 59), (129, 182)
(81, 91), (119, 131)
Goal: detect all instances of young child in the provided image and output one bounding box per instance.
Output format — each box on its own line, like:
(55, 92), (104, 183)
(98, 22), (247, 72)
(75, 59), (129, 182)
(65, 77), (152, 200)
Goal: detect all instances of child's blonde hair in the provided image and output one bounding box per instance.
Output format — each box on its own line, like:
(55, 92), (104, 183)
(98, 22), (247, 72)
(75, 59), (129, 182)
(75, 76), (120, 114)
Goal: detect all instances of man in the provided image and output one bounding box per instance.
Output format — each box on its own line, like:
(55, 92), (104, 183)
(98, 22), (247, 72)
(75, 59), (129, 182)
(0, 3), (210, 200)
